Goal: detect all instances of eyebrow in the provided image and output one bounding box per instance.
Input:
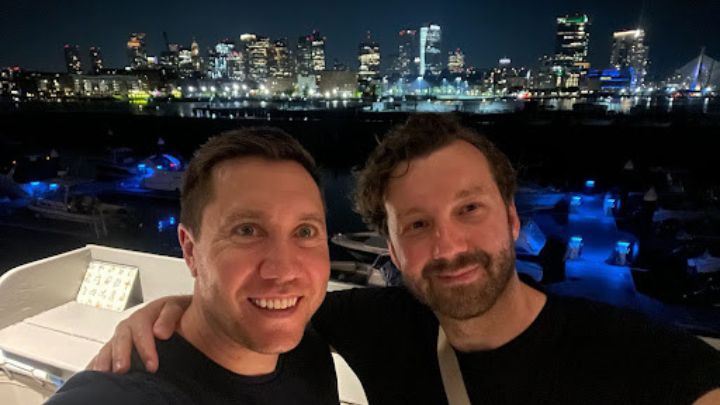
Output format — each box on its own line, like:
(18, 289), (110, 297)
(454, 186), (490, 200)
(396, 186), (490, 220)
(300, 213), (325, 224)
(220, 210), (326, 229)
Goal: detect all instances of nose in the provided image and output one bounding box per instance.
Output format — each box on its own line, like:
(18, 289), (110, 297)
(431, 218), (468, 261)
(259, 238), (300, 282)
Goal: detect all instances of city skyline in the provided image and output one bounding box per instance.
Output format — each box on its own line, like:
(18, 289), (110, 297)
(2, 0), (719, 77)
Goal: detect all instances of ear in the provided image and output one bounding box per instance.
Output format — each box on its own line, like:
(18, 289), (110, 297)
(177, 224), (198, 278)
(508, 201), (521, 241)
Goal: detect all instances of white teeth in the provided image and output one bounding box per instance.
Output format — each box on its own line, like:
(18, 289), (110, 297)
(251, 297), (299, 310)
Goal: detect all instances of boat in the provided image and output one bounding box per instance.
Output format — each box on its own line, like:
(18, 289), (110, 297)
(118, 153), (185, 194)
(93, 147), (138, 181)
(330, 232), (396, 286)
(26, 178), (134, 237)
(0, 245), (369, 405)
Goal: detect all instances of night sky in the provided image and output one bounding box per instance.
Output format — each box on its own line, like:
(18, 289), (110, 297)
(1, 0), (718, 78)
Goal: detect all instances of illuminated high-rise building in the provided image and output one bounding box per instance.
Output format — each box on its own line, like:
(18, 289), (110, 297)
(240, 33), (271, 83)
(178, 47), (194, 78)
(88, 47), (103, 74)
(297, 30), (326, 78)
(554, 14), (590, 87)
(419, 24), (442, 76)
(209, 40), (234, 79)
(395, 29), (418, 78)
(358, 32), (381, 94)
(64, 44), (82, 74)
(270, 39), (294, 78)
(190, 38), (202, 74)
(610, 29), (649, 87)
(448, 48), (465, 75)
(127, 33), (148, 69)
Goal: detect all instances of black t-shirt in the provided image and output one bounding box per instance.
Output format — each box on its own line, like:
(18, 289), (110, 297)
(45, 329), (339, 405)
(312, 284), (720, 405)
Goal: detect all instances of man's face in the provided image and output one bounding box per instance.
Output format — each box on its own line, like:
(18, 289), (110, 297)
(384, 140), (520, 320)
(180, 157), (329, 354)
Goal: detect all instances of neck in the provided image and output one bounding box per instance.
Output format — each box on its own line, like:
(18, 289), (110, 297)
(437, 272), (546, 352)
(178, 300), (279, 376)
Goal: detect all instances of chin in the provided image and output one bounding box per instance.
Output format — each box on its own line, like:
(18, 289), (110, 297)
(250, 334), (305, 354)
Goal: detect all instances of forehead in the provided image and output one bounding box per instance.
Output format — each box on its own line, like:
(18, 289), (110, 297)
(207, 157), (324, 213)
(385, 140), (498, 205)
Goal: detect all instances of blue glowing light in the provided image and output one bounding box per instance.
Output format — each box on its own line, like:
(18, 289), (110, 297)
(137, 163), (146, 170)
(615, 241), (631, 253)
(585, 180), (595, 188)
(49, 183), (59, 190)
(156, 165), (164, 170)
(570, 236), (584, 244)
(30, 181), (40, 186)
(157, 215), (178, 232)
(571, 195), (583, 206)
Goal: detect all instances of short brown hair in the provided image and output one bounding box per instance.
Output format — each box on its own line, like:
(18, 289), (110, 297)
(181, 127), (320, 238)
(353, 113), (516, 235)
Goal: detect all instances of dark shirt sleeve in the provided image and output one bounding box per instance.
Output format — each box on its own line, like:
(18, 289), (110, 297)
(44, 371), (173, 405)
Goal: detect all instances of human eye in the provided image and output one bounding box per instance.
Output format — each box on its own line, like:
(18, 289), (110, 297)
(403, 219), (428, 234)
(461, 202), (481, 213)
(234, 223), (258, 237)
(296, 224), (318, 239)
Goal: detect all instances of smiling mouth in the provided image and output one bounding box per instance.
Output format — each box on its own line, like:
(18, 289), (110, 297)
(249, 297), (301, 310)
(434, 265), (481, 282)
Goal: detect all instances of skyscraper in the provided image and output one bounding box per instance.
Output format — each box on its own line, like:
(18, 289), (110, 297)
(448, 48), (465, 75)
(127, 33), (148, 69)
(358, 32), (381, 95)
(178, 47), (195, 78)
(190, 38), (202, 74)
(610, 29), (649, 87)
(64, 44), (82, 74)
(270, 39), (294, 78)
(419, 24), (442, 77)
(297, 31), (326, 78)
(88, 47), (103, 74)
(240, 34), (271, 83)
(396, 29), (418, 78)
(554, 14), (590, 87)
(209, 40), (234, 79)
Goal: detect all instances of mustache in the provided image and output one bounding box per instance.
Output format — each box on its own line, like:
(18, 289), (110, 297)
(422, 250), (491, 277)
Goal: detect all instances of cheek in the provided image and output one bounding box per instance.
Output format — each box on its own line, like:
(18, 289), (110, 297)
(305, 249), (331, 279)
(209, 251), (255, 286)
(395, 240), (429, 274)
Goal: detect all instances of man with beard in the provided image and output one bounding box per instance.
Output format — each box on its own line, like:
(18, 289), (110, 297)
(93, 114), (720, 404)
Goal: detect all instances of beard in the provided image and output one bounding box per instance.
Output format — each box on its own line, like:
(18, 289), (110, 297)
(403, 235), (516, 320)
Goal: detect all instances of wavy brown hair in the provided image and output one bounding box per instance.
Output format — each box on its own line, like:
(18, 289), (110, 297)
(353, 113), (516, 236)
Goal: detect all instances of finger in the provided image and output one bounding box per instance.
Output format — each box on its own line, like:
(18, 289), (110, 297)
(133, 318), (160, 373)
(153, 301), (186, 339)
(110, 324), (133, 374)
(89, 343), (112, 371)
